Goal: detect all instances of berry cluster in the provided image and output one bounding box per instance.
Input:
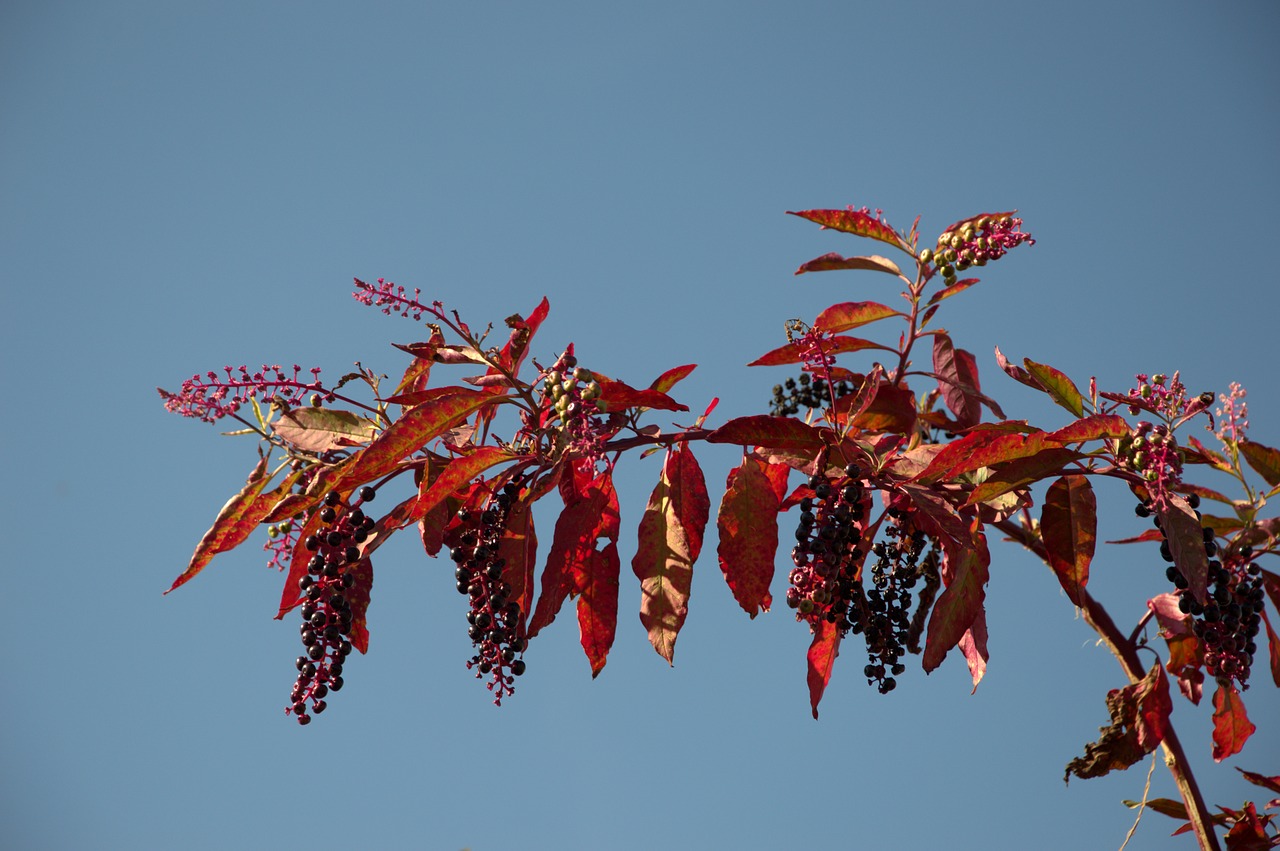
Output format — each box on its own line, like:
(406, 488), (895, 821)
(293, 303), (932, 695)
(1117, 421), (1184, 510)
(856, 508), (933, 694)
(787, 474), (941, 695)
(539, 352), (611, 463)
(785, 466), (871, 626)
(288, 486), (376, 725)
(450, 482), (528, 704)
(769, 374), (853, 416)
(1142, 494), (1263, 689)
(918, 215), (1034, 285)
(158, 364), (325, 423)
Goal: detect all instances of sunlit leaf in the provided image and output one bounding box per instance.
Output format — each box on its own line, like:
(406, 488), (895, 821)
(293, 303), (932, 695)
(631, 445), (710, 664)
(649, 363), (697, 395)
(813, 301), (902, 333)
(966, 448), (1084, 504)
(913, 427), (1049, 484)
(994, 346), (1040, 390)
(923, 528), (990, 673)
(807, 618), (842, 719)
(1044, 415), (1130, 444)
(707, 416), (829, 451)
(1023, 358), (1085, 417)
(1041, 476), (1096, 606)
(748, 336), (892, 367)
(414, 446), (510, 523)
(794, 252), (902, 276)
(716, 455), (781, 618)
(1239, 439), (1280, 487)
(578, 543), (620, 677)
(786, 208), (911, 252)
(1212, 682), (1255, 761)
(166, 457), (275, 594)
(595, 377), (688, 413)
(1260, 609), (1280, 689)
(925, 278), (979, 305)
(336, 390), (495, 491)
(272, 408), (379, 454)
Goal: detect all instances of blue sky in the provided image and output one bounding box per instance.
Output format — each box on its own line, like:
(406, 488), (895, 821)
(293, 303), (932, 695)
(3, 3), (1278, 849)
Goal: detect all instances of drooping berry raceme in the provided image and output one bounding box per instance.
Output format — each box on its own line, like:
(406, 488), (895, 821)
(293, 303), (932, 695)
(919, 215), (1035, 285)
(447, 481), (528, 704)
(286, 487), (376, 725)
(786, 465), (872, 628)
(856, 506), (935, 694)
(157, 364), (325, 423)
(786, 467), (940, 694)
(1143, 492), (1263, 690)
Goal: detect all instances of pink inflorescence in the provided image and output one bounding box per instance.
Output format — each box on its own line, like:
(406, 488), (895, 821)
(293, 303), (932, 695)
(158, 364), (324, 424)
(1216, 382), (1249, 444)
(352, 277), (441, 321)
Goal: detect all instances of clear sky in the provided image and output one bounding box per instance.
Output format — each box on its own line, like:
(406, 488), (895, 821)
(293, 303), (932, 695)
(3, 3), (1278, 850)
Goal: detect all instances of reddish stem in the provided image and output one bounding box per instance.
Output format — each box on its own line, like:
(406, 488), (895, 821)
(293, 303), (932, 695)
(994, 518), (1220, 851)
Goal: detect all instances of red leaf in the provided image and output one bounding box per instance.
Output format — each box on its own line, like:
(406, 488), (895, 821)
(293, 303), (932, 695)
(786, 208), (911, 252)
(716, 456), (781, 618)
(335, 390), (494, 491)
(1178, 483), (1236, 506)
(1106, 529), (1167, 545)
(1023, 358), (1085, 417)
(1239, 439), (1280, 487)
(578, 543), (620, 677)
(384, 386), (483, 408)
(913, 426), (1049, 484)
(923, 527), (990, 673)
(527, 472), (620, 639)
(933, 333), (981, 429)
(414, 446), (510, 523)
(832, 365), (884, 424)
(794, 252), (902, 276)
(595, 377), (688, 413)
(813, 301), (902, 333)
(1212, 682), (1256, 761)
(1157, 495), (1210, 606)
(497, 494), (537, 635)
(1044, 415), (1131, 444)
(1041, 476), (1096, 606)
(649, 363), (697, 394)
(631, 445), (711, 664)
(841, 380), (919, 435)
(166, 457), (275, 594)
(1224, 802), (1272, 851)
(275, 507), (329, 619)
(994, 345), (1040, 390)
(966, 448), (1085, 505)
(926, 278), (979, 305)
(1260, 608), (1280, 689)
(807, 618), (843, 719)
(1236, 767), (1280, 795)
(748, 336), (891, 367)
(345, 557), (374, 654)
(707, 416), (829, 451)
(958, 609), (989, 694)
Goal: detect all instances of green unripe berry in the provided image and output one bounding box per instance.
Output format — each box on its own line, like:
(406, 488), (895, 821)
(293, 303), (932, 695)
(919, 248), (933, 263)
(573, 367), (592, 382)
(267, 525), (280, 538)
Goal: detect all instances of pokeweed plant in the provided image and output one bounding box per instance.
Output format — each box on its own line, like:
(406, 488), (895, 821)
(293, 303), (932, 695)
(159, 205), (1280, 850)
